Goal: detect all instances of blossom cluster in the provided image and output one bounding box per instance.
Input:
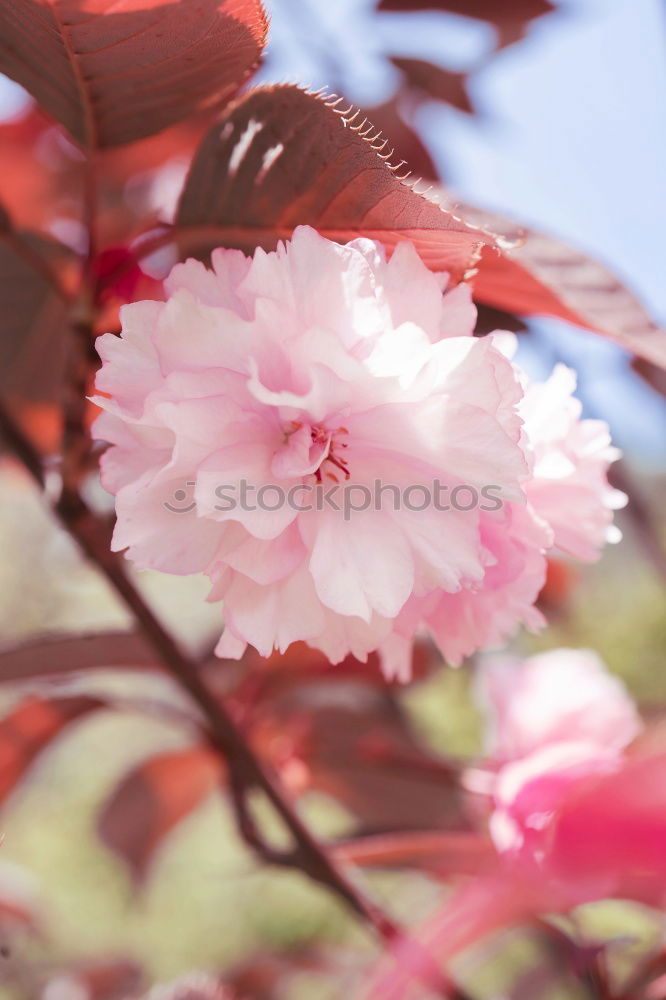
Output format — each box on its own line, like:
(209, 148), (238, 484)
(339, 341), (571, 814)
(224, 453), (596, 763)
(473, 648), (666, 908)
(94, 227), (624, 677)
(472, 647), (642, 868)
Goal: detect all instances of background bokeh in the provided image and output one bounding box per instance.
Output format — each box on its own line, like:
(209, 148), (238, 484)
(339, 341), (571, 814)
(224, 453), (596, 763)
(0, 0), (664, 996)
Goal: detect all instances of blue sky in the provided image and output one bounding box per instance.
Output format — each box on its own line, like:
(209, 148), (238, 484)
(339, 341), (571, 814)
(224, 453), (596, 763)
(261, 0), (666, 463)
(1, 0), (664, 461)
(429, 0), (666, 464)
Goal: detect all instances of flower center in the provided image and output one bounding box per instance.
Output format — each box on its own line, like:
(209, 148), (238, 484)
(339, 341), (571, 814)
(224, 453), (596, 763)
(287, 421), (350, 482)
(314, 424), (350, 482)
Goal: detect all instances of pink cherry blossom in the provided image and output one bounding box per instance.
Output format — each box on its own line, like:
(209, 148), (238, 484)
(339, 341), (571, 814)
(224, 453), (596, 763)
(471, 650), (664, 912)
(401, 502), (550, 670)
(477, 647), (641, 759)
(365, 656), (661, 1000)
(473, 648), (640, 854)
(93, 227), (622, 675)
(368, 748), (666, 1000)
(376, 354), (626, 673)
(546, 750), (666, 905)
(520, 363), (627, 561)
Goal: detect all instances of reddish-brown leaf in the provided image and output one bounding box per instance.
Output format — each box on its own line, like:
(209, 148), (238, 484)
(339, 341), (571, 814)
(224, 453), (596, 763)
(98, 748), (223, 880)
(0, 695), (104, 804)
(632, 357), (666, 397)
(176, 87), (664, 366)
(0, 631), (161, 683)
(378, 0), (556, 50)
(448, 197), (666, 367)
(363, 98), (440, 181)
(0, 220), (73, 413)
(176, 85), (497, 282)
(0, 0), (268, 149)
(335, 830), (495, 876)
(390, 57), (474, 114)
(241, 651), (465, 832)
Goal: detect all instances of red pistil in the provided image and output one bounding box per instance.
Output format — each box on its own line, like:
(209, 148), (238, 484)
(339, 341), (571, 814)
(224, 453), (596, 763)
(327, 452), (350, 479)
(310, 424), (351, 481)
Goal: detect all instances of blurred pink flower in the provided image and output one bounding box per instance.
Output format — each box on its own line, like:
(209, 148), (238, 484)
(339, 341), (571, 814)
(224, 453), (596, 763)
(478, 647), (640, 759)
(366, 749), (666, 1000)
(94, 227), (621, 675)
(473, 648), (641, 854)
(546, 750), (666, 905)
(366, 656), (663, 1000)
